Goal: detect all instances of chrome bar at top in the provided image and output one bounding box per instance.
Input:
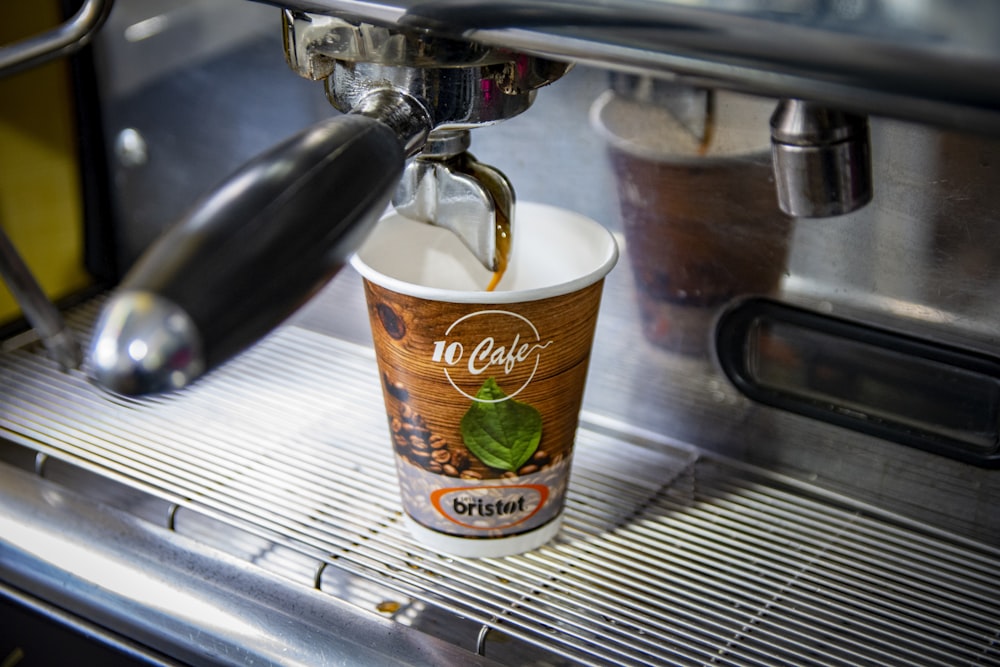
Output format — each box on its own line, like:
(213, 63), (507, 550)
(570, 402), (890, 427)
(266, 0), (1000, 135)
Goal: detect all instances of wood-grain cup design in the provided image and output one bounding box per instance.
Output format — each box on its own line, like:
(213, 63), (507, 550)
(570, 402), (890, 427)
(364, 279), (605, 540)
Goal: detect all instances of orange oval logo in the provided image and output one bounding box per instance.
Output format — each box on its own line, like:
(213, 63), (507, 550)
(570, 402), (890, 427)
(430, 484), (549, 530)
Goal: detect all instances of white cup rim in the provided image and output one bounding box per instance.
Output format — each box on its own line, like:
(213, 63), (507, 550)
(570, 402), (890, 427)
(351, 201), (619, 304)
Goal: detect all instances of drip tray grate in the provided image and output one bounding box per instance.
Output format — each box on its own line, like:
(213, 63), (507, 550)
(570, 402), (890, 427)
(1, 298), (998, 666)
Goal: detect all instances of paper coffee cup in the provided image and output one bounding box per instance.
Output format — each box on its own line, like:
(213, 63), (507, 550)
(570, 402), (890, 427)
(351, 202), (618, 557)
(591, 88), (792, 354)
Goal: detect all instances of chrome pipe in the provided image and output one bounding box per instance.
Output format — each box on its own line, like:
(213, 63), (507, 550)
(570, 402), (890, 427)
(0, 223), (80, 370)
(0, 0), (113, 77)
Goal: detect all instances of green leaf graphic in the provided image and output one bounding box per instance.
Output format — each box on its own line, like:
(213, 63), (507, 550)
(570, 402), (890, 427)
(460, 378), (542, 472)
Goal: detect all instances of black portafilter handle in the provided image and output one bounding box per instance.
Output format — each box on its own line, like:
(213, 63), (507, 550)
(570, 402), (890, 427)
(88, 97), (429, 396)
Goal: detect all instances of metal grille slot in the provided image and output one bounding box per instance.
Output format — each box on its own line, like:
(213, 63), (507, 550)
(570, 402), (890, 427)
(0, 299), (998, 666)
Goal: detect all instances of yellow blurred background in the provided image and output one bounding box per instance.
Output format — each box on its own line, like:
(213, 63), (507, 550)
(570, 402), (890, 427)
(0, 1), (92, 324)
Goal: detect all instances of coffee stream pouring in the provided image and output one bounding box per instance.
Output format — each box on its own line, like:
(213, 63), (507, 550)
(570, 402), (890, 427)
(87, 13), (568, 395)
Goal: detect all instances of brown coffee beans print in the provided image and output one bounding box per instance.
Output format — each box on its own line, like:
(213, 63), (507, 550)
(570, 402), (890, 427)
(384, 374), (566, 481)
(389, 403), (471, 477)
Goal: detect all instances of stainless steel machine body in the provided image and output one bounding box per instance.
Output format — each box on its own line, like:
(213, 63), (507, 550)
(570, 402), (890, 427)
(2, 1), (999, 664)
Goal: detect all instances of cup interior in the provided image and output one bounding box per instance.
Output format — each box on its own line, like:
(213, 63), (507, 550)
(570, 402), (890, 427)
(590, 89), (774, 163)
(352, 202), (618, 303)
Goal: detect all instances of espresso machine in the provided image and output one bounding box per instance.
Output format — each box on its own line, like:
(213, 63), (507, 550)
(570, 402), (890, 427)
(2, 0), (1000, 664)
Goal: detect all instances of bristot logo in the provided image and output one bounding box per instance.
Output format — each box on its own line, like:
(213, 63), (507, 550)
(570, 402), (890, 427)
(430, 484), (548, 530)
(430, 310), (552, 402)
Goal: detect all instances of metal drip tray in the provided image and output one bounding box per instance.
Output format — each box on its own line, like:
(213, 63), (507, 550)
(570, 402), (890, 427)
(1, 298), (999, 666)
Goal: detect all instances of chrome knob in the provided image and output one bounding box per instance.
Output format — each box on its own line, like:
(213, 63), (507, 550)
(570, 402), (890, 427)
(770, 99), (873, 218)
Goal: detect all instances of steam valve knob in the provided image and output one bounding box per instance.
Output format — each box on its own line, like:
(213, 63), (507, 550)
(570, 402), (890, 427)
(770, 99), (873, 218)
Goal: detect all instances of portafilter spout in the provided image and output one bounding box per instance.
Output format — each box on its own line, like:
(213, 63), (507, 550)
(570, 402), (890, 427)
(87, 14), (568, 395)
(393, 129), (514, 274)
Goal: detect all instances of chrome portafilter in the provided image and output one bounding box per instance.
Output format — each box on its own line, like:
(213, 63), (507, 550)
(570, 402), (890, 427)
(87, 13), (568, 395)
